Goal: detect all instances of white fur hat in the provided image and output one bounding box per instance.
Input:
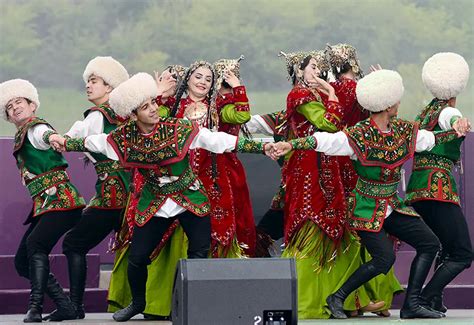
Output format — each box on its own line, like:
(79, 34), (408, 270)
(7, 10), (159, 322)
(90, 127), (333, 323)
(422, 52), (469, 100)
(109, 72), (158, 118)
(356, 70), (404, 113)
(0, 79), (40, 121)
(83, 56), (129, 88)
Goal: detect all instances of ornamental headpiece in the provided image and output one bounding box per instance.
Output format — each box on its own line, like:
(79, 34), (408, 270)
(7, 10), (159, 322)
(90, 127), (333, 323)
(279, 51), (311, 81)
(166, 64), (187, 83)
(213, 55), (244, 81)
(308, 50), (331, 73)
(325, 43), (363, 79)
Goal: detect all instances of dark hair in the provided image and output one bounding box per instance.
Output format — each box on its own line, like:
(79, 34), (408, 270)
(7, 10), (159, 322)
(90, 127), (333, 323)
(5, 98), (33, 119)
(333, 62), (352, 80)
(290, 55), (328, 85)
(170, 62), (215, 119)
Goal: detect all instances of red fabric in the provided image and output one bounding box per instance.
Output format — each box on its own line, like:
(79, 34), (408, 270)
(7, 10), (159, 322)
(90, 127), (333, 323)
(177, 96), (256, 256)
(331, 78), (369, 196)
(284, 85), (347, 243)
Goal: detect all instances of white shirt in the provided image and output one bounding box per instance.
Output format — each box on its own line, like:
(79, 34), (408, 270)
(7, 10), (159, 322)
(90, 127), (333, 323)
(27, 124), (54, 150)
(245, 115), (274, 135)
(65, 111), (104, 138)
(83, 127), (238, 218)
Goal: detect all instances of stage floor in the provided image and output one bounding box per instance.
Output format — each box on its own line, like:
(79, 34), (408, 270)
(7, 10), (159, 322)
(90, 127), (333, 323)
(0, 310), (473, 324)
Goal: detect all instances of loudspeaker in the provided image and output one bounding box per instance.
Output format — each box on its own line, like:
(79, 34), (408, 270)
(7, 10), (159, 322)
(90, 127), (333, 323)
(172, 258), (297, 325)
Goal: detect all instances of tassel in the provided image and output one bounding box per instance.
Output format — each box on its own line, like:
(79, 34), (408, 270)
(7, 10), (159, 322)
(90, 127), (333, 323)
(401, 168), (406, 192)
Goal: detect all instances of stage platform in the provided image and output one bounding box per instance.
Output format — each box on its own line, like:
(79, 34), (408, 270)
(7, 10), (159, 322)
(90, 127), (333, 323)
(0, 310), (473, 324)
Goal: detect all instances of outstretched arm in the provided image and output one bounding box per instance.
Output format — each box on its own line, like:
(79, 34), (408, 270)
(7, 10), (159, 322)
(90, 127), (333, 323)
(273, 131), (355, 158)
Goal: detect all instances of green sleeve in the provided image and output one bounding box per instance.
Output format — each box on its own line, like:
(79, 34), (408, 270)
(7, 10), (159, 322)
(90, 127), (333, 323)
(158, 105), (170, 118)
(220, 104), (251, 124)
(296, 101), (337, 132)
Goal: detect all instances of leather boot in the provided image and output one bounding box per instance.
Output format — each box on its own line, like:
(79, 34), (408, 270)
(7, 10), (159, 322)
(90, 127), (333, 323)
(327, 263), (379, 319)
(400, 253), (443, 319)
(421, 260), (469, 313)
(67, 252), (87, 319)
(23, 253), (49, 323)
(41, 273), (77, 321)
(112, 261), (146, 322)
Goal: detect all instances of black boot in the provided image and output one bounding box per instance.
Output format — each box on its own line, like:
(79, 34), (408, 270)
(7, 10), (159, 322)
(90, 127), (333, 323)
(66, 252), (87, 319)
(400, 253), (443, 319)
(24, 253), (49, 323)
(41, 273), (77, 321)
(327, 263), (380, 319)
(421, 260), (469, 313)
(112, 261), (147, 322)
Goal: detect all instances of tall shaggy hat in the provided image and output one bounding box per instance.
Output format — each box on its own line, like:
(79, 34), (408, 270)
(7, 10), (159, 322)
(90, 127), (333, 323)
(356, 70), (404, 113)
(422, 52), (470, 100)
(109, 73), (158, 118)
(83, 56), (129, 88)
(0, 79), (40, 121)
(325, 43), (363, 79)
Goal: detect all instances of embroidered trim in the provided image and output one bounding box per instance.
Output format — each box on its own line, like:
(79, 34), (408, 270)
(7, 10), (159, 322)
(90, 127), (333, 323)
(237, 137), (264, 153)
(65, 138), (86, 152)
(289, 136), (317, 150)
(26, 168), (69, 197)
(355, 178), (398, 198)
(94, 160), (123, 175)
(42, 130), (57, 145)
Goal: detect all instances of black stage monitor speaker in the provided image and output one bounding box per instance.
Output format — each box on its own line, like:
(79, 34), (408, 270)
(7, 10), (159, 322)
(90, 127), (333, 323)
(172, 258), (297, 325)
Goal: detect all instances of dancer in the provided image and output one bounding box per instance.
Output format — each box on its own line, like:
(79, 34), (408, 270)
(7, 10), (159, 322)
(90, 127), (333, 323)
(1, 79), (85, 322)
(44, 56), (130, 320)
(326, 44), (402, 316)
(406, 52), (472, 313)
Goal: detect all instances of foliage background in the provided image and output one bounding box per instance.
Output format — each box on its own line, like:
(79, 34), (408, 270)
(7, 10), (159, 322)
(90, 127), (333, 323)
(0, 0), (472, 135)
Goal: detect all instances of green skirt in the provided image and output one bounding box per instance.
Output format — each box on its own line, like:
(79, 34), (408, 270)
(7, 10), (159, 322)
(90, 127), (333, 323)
(282, 221), (402, 319)
(107, 225), (188, 317)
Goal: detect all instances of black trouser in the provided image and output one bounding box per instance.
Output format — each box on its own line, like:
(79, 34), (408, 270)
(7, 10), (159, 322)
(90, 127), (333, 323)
(412, 201), (472, 266)
(62, 207), (122, 255)
(256, 208), (284, 241)
(412, 201), (472, 300)
(15, 209), (82, 277)
(61, 207), (122, 315)
(129, 211), (211, 266)
(126, 211), (210, 309)
(357, 211), (440, 275)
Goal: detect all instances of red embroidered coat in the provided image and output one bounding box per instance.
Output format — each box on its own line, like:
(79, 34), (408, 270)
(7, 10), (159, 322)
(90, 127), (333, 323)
(284, 85), (346, 244)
